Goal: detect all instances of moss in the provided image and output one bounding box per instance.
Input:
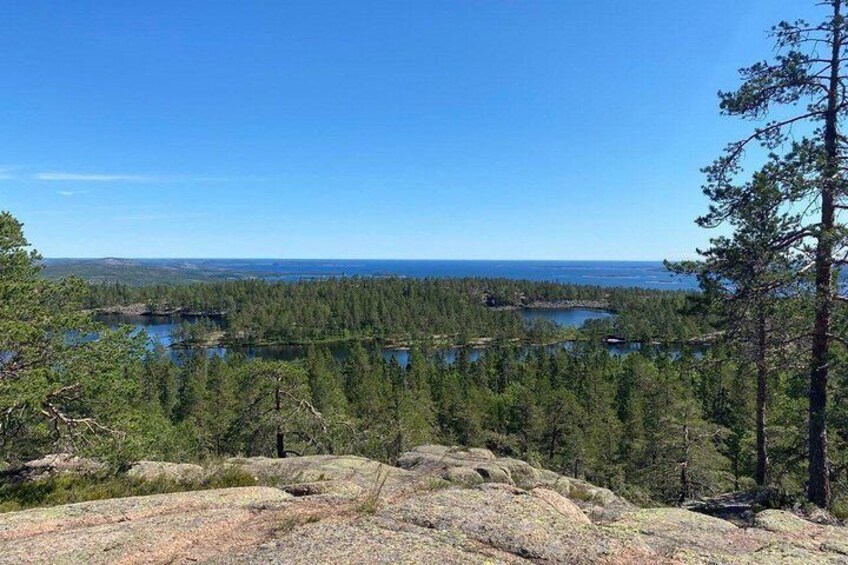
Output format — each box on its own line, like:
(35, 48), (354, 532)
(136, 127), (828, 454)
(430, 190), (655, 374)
(754, 510), (810, 534)
(425, 478), (452, 491)
(832, 501), (848, 521)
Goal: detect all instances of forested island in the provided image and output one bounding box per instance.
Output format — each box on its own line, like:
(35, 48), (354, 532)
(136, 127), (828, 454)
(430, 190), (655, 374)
(85, 277), (708, 348)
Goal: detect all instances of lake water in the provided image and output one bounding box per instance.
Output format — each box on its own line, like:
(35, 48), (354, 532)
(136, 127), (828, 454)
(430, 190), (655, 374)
(521, 308), (613, 327)
(103, 308), (627, 363)
(100, 315), (197, 348)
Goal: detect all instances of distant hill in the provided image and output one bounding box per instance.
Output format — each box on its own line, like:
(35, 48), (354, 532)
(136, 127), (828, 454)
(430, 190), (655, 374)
(41, 258), (256, 285)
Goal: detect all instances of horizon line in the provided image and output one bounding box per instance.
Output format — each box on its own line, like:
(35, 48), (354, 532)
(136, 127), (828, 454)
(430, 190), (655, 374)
(43, 257), (679, 263)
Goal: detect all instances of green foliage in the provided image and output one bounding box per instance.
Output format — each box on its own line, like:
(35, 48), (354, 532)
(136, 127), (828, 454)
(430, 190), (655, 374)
(0, 466), (258, 513)
(85, 277), (710, 345)
(0, 212), (152, 464)
(171, 318), (220, 346)
(694, 0), (848, 508)
(3, 209), (842, 511)
(83, 339), (747, 505)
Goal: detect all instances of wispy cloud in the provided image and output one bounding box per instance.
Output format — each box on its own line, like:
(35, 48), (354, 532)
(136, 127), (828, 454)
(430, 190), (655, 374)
(0, 166), (23, 180)
(57, 190), (88, 197)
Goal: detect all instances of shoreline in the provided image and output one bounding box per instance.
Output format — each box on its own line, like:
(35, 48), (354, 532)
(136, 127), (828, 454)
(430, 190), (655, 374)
(487, 299), (612, 312)
(94, 304), (226, 319)
(96, 299), (613, 319)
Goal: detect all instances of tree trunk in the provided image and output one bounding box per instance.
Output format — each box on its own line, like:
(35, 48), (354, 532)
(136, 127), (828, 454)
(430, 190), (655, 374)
(276, 428), (286, 458)
(733, 449), (740, 491)
(808, 0), (842, 508)
(679, 422), (690, 505)
(548, 426), (561, 460)
(275, 377), (287, 458)
(755, 310), (768, 486)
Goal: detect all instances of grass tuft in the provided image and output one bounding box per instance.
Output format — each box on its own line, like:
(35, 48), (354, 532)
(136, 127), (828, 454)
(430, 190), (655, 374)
(356, 464), (389, 515)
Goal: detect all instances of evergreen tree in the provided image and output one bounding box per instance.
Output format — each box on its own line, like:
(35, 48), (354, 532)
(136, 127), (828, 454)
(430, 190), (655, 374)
(236, 360), (327, 458)
(671, 171), (802, 485)
(641, 369), (731, 503)
(174, 353), (209, 425)
(145, 344), (179, 420)
(306, 347), (348, 416)
(540, 387), (586, 478)
(0, 212), (146, 462)
(699, 0), (848, 507)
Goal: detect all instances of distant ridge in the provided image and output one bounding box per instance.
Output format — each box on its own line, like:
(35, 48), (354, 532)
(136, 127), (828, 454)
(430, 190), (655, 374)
(41, 258), (698, 289)
(42, 258), (249, 285)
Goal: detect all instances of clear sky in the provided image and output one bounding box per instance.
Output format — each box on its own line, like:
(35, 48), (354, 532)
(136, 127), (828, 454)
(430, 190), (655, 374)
(0, 0), (819, 260)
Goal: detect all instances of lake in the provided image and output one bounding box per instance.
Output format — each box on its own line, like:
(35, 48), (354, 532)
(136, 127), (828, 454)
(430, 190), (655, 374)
(100, 315), (200, 349)
(521, 308), (613, 327)
(103, 308), (623, 363)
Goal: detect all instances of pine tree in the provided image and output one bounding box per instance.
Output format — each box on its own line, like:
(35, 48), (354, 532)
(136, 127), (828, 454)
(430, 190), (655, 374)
(0, 212), (145, 461)
(306, 347), (348, 416)
(699, 1), (848, 507)
(145, 344), (179, 420)
(238, 360), (327, 458)
(174, 353), (209, 424)
(671, 171), (802, 485)
(540, 387), (587, 478)
(641, 369), (731, 503)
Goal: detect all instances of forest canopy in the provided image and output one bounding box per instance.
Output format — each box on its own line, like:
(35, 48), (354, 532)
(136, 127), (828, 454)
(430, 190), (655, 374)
(85, 277), (708, 346)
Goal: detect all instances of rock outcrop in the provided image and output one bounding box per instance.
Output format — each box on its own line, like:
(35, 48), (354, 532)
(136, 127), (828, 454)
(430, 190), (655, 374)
(0, 487), (292, 564)
(0, 453), (105, 483)
(2, 446), (848, 564)
(396, 444), (631, 521)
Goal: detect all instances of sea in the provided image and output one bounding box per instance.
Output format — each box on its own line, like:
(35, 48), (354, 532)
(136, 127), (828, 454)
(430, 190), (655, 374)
(120, 259), (698, 291)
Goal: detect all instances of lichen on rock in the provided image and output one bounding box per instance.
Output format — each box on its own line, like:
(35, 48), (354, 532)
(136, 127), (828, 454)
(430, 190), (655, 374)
(3, 446), (848, 564)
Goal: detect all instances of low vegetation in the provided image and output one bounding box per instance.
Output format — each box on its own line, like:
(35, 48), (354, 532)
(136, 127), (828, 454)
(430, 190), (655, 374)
(0, 466), (259, 513)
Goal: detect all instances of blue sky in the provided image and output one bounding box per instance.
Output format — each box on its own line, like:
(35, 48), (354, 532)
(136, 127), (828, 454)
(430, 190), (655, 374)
(0, 0), (817, 259)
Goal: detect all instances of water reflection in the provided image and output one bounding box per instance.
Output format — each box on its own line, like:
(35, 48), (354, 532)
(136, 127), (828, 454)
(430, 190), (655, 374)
(101, 309), (700, 363)
(521, 308), (613, 327)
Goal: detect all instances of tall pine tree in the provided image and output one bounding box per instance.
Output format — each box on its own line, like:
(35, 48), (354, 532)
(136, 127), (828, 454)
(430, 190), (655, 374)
(700, 0), (848, 507)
